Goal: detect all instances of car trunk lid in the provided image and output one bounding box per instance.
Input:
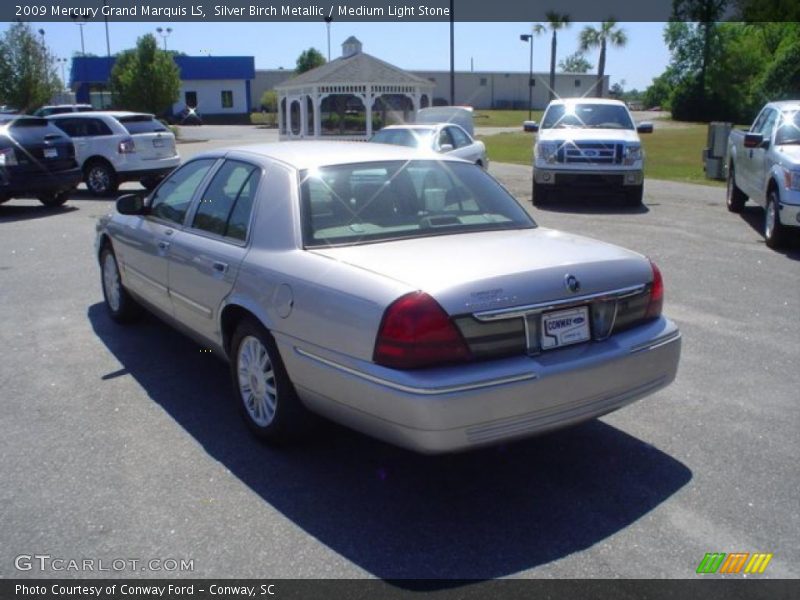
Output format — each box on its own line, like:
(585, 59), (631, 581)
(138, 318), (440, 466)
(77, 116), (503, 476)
(117, 115), (176, 160)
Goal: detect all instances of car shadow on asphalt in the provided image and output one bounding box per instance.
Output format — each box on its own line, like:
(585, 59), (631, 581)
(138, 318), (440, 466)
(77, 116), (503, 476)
(738, 205), (800, 259)
(533, 196), (650, 215)
(0, 203), (78, 223)
(88, 302), (692, 584)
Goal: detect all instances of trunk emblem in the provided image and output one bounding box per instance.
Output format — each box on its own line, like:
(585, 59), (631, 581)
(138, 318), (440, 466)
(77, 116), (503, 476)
(564, 274), (581, 293)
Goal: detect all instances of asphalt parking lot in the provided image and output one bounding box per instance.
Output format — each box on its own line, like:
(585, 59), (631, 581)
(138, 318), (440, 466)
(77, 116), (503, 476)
(1, 128), (798, 580)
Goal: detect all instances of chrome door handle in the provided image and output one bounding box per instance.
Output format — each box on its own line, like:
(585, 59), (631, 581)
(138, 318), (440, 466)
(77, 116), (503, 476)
(157, 241), (170, 250)
(212, 261), (228, 273)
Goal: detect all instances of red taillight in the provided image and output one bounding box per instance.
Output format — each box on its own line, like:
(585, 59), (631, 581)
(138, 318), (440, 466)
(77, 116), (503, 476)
(645, 260), (664, 319)
(118, 138), (135, 153)
(373, 292), (472, 369)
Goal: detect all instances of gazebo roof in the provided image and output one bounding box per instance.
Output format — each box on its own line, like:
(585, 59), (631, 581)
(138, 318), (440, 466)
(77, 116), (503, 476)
(275, 51), (433, 90)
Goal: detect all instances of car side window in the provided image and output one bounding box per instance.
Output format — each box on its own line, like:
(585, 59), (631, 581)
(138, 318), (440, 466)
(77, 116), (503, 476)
(150, 159), (216, 225)
(757, 109), (778, 140)
(448, 126), (471, 148)
(52, 118), (80, 137)
(192, 160), (260, 242)
(437, 128), (455, 150)
(750, 109), (768, 133)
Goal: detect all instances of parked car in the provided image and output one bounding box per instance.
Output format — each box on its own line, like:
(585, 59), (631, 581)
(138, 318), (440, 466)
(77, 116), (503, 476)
(726, 100), (800, 248)
(48, 111), (180, 195)
(96, 143), (681, 454)
(33, 104), (94, 117)
(524, 98), (653, 206)
(0, 114), (81, 207)
(371, 123), (488, 168)
(0, 105), (18, 115)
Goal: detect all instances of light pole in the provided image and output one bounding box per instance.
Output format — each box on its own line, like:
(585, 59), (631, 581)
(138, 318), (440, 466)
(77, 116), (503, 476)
(56, 58), (68, 89)
(449, 0), (454, 105)
(70, 12), (87, 55)
(102, 0), (111, 59)
(324, 17), (332, 61)
(520, 34), (534, 120)
(156, 27), (173, 52)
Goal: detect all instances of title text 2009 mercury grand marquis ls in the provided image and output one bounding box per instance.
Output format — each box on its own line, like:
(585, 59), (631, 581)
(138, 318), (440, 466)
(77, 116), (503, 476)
(95, 142), (680, 453)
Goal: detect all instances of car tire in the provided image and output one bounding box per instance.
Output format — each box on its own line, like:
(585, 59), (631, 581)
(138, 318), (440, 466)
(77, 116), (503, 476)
(625, 185), (644, 207)
(726, 166), (746, 213)
(230, 318), (310, 443)
(532, 182), (548, 207)
(37, 191), (70, 207)
(140, 176), (162, 191)
(764, 190), (788, 249)
(85, 160), (118, 196)
(100, 245), (143, 323)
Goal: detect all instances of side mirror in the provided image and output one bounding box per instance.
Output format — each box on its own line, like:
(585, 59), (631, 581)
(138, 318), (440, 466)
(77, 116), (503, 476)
(439, 143), (454, 152)
(743, 133), (763, 149)
(637, 122), (654, 134)
(116, 193), (147, 215)
(523, 121), (539, 133)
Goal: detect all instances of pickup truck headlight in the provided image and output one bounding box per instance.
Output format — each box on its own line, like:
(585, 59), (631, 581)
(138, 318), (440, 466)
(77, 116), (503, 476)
(784, 168), (800, 191)
(623, 145), (643, 165)
(536, 141), (560, 164)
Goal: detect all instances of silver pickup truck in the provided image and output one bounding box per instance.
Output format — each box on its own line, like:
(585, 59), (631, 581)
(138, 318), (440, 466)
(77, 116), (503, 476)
(726, 100), (800, 248)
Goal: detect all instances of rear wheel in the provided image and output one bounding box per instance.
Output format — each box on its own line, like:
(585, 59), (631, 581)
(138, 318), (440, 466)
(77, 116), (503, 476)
(37, 191), (70, 207)
(726, 166), (746, 213)
(100, 246), (142, 323)
(85, 161), (118, 196)
(230, 319), (310, 443)
(764, 190), (788, 249)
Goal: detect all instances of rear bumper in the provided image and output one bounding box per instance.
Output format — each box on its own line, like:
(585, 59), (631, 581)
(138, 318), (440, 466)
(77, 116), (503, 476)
(0, 167), (82, 196)
(281, 317), (681, 454)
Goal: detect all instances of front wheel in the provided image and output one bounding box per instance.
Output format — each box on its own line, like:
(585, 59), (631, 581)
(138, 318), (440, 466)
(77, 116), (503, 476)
(38, 191), (70, 207)
(726, 166), (746, 213)
(230, 319), (310, 443)
(100, 246), (142, 323)
(764, 191), (788, 249)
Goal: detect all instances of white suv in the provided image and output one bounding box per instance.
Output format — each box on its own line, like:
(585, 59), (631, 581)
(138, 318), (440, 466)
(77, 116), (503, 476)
(48, 112), (180, 195)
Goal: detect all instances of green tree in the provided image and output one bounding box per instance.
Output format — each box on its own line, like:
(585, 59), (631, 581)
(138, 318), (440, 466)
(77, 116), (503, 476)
(558, 51), (593, 74)
(0, 22), (60, 112)
(109, 34), (180, 116)
(643, 68), (678, 109)
(260, 90), (278, 112)
(580, 20), (628, 98)
(536, 13), (570, 101)
(295, 48), (326, 75)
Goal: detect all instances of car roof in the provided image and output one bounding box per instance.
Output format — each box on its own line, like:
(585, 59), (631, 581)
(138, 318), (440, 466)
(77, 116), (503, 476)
(379, 125), (437, 132)
(547, 98), (627, 107)
(40, 104), (92, 109)
(769, 100), (800, 111)
(196, 141), (466, 170)
(47, 111), (154, 119)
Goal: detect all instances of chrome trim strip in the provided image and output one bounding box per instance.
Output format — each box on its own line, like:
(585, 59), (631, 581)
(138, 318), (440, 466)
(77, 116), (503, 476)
(629, 331), (681, 354)
(295, 348), (538, 395)
(169, 289), (213, 318)
(473, 284), (646, 322)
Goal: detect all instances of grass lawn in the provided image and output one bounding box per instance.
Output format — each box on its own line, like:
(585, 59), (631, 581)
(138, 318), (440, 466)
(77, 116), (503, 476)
(474, 109), (543, 127)
(480, 122), (725, 187)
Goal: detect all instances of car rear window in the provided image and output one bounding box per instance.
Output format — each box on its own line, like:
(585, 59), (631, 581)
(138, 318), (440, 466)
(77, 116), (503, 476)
(371, 128), (433, 148)
(117, 116), (169, 134)
(300, 160), (535, 248)
(0, 116), (49, 128)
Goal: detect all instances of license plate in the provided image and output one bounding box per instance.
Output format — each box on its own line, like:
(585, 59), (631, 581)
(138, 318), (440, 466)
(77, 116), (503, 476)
(152, 138), (165, 148)
(541, 306), (590, 350)
(43, 148), (58, 159)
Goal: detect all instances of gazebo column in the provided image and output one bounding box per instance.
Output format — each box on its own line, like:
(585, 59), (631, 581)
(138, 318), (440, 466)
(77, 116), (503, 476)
(312, 91), (321, 137)
(364, 88), (373, 139)
(299, 95), (308, 138)
(277, 93), (285, 135)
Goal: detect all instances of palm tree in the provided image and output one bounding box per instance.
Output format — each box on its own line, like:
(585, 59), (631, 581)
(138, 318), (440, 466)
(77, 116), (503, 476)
(540, 12), (570, 101)
(579, 20), (628, 98)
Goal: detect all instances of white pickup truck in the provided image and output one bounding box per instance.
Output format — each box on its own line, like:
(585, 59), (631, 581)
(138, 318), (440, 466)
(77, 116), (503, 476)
(726, 100), (800, 248)
(525, 98), (652, 207)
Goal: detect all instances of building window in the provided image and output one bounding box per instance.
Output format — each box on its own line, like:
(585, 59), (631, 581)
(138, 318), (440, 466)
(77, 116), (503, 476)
(185, 91), (197, 108)
(575, 79), (581, 87)
(479, 78), (487, 86)
(221, 90), (234, 109)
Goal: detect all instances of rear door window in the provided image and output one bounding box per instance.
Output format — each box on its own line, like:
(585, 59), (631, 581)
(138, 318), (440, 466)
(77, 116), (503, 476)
(150, 159), (216, 225)
(191, 160), (260, 242)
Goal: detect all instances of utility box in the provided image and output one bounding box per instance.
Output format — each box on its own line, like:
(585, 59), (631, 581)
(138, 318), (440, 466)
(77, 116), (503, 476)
(704, 122), (732, 180)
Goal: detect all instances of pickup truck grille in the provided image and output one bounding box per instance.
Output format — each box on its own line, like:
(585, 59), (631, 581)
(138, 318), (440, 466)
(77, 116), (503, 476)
(559, 142), (622, 165)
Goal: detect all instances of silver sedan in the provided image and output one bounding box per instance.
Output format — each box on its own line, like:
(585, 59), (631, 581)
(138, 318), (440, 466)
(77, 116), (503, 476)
(370, 123), (489, 169)
(95, 142), (680, 454)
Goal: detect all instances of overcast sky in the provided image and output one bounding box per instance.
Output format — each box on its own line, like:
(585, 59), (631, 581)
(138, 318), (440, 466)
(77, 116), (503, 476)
(2, 21), (671, 91)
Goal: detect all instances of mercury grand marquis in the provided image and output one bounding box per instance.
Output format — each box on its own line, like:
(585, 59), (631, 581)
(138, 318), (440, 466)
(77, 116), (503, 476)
(95, 142), (681, 453)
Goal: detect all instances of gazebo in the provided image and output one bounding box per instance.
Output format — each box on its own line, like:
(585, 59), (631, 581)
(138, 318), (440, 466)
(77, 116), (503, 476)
(276, 37), (435, 140)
